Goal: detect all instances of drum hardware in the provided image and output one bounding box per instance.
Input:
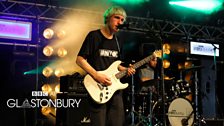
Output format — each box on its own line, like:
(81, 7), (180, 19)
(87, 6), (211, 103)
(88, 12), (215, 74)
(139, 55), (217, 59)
(174, 80), (192, 98)
(163, 79), (178, 101)
(194, 69), (206, 126)
(130, 73), (135, 126)
(131, 84), (161, 123)
(132, 79), (161, 126)
(177, 64), (207, 125)
(148, 91), (153, 126)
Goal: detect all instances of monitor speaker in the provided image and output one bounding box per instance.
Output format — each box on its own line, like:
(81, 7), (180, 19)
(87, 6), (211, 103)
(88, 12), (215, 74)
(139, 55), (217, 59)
(204, 119), (224, 126)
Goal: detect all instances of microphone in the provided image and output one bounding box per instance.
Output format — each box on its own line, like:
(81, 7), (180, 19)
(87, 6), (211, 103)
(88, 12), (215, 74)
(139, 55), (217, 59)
(117, 23), (130, 29)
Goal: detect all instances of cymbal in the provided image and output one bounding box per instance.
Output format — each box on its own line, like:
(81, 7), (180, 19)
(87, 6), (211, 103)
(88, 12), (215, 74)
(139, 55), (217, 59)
(164, 76), (175, 81)
(140, 77), (175, 87)
(180, 66), (203, 71)
(140, 79), (159, 87)
(176, 79), (187, 83)
(186, 57), (199, 61)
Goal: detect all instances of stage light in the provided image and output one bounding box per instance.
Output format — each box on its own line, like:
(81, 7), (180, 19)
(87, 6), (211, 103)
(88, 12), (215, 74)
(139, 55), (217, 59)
(163, 43), (171, 54)
(169, 0), (223, 14)
(41, 107), (51, 116)
(42, 84), (53, 93)
(42, 67), (53, 77)
(176, 45), (186, 53)
(57, 47), (67, 57)
(111, 0), (150, 5)
(43, 28), (54, 39)
(43, 45), (54, 57)
(163, 59), (170, 68)
(178, 63), (184, 70)
(0, 19), (32, 41)
(55, 84), (60, 93)
(54, 68), (64, 77)
(41, 107), (56, 117)
(184, 61), (192, 68)
(56, 30), (66, 39)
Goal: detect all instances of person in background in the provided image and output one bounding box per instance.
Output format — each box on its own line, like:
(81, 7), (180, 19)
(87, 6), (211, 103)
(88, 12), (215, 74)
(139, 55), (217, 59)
(76, 6), (135, 126)
(138, 55), (158, 93)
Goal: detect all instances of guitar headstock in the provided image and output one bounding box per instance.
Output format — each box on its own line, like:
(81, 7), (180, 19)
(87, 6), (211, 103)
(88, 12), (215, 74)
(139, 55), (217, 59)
(153, 50), (162, 58)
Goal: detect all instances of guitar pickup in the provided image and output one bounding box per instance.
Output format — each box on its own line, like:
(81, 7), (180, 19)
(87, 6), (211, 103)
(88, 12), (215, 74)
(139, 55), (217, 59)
(100, 92), (103, 102)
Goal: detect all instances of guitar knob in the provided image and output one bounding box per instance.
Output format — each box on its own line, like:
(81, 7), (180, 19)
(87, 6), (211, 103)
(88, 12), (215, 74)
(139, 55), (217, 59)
(105, 96), (108, 99)
(106, 87), (108, 90)
(106, 92), (109, 95)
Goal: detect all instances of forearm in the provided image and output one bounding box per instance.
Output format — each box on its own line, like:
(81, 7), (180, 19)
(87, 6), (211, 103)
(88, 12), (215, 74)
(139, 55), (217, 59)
(118, 65), (127, 71)
(76, 56), (97, 78)
(76, 56), (112, 85)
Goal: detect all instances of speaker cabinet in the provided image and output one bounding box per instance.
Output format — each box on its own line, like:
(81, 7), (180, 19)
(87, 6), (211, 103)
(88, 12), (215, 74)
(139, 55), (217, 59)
(205, 119), (224, 126)
(56, 93), (90, 126)
(200, 58), (217, 118)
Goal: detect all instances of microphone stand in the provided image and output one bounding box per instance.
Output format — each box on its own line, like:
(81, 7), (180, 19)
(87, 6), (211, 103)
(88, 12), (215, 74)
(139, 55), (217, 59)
(211, 44), (223, 118)
(157, 32), (167, 126)
(120, 25), (167, 126)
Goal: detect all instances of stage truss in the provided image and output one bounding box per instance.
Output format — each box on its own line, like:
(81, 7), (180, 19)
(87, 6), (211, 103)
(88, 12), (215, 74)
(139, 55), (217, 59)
(0, 0), (224, 42)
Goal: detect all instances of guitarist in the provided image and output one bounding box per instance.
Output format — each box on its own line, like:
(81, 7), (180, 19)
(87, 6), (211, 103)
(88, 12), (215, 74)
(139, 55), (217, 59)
(76, 6), (135, 126)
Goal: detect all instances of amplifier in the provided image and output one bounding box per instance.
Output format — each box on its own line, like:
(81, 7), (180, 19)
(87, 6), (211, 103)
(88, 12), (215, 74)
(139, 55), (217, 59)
(60, 73), (87, 93)
(56, 93), (91, 126)
(204, 119), (224, 126)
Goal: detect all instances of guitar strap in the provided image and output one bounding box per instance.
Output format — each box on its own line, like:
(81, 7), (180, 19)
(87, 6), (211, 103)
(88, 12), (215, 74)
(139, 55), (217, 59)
(115, 35), (122, 59)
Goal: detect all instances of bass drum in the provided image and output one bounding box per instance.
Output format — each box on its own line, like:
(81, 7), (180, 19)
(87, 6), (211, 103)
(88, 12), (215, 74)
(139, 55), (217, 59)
(168, 98), (194, 126)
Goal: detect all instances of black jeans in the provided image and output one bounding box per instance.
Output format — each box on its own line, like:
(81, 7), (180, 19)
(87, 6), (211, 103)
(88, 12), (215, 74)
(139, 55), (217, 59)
(89, 90), (124, 126)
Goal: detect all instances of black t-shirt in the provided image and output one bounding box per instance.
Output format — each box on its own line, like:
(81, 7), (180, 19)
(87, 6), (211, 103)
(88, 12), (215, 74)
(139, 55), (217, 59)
(78, 29), (122, 71)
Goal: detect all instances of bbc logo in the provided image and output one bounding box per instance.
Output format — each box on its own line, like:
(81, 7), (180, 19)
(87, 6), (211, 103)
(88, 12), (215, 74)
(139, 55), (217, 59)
(32, 91), (48, 96)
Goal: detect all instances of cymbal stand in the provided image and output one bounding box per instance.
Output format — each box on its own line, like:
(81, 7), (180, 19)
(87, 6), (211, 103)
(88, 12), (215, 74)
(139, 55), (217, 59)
(148, 90), (153, 126)
(130, 72), (135, 126)
(194, 70), (206, 126)
(158, 33), (167, 126)
(194, 69), (200, 126)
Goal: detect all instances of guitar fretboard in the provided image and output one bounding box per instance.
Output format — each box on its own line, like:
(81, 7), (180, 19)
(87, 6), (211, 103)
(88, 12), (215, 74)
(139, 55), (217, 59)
(115, 54), (154, 79)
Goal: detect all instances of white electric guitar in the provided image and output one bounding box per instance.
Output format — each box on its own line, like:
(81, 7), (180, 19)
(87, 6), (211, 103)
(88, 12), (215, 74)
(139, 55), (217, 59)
(83, 50), (161, 104)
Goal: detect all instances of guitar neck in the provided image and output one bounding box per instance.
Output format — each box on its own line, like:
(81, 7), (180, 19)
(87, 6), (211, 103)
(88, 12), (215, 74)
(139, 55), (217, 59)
(133, 55), (153, 69)
(116, 54), (154, 79)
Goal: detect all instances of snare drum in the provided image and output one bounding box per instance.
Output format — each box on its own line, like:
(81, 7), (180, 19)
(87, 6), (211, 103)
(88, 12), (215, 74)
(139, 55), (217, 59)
(168, 98), (194, 126)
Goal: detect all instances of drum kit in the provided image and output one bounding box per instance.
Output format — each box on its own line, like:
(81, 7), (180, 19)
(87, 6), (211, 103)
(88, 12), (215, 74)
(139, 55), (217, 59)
(125, 66), (205, 126)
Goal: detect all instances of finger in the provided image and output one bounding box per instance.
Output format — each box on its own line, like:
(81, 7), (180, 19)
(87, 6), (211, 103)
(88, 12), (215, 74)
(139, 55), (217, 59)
(129, 64), (134, 68)
(105, 80), (112, 85)
(105, 76), (111, 81)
